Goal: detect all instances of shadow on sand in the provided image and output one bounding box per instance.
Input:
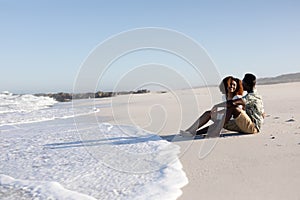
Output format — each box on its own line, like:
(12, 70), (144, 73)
(160, 132), (251, 142)
(44, 131), (251, 150)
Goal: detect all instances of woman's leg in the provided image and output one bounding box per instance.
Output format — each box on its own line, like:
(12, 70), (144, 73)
(197, 106), (242, 137)
(196, 126), (209, 135)
(186, 110), (211, 135)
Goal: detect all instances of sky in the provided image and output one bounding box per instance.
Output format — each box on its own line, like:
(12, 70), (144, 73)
(0, 0), (299, 93)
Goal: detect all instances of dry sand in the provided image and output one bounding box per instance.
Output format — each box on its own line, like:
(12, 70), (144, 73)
(96, 82), (300, 200)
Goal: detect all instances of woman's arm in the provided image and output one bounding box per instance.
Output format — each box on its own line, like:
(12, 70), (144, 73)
(212, 98), (245, 109)
(230, 98), (245, 107)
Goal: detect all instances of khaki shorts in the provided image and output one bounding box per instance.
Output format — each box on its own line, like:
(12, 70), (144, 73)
(224, 110), (258, 134)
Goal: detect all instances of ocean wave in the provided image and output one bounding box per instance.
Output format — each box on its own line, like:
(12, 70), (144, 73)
(0, 92), (57, 114)
(0, 92), (104, 126)
(0, 103), (101, 126)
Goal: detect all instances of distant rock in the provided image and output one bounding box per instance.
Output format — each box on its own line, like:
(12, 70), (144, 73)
(133, 89), (150, 94)
(34, 89), (150, 102)
(72, 93), (95, 100)
(95, 91), (116, 98)
(50, 93), (72, 102)
(35, 92), (73, 102)
(257, 72), (300, 85)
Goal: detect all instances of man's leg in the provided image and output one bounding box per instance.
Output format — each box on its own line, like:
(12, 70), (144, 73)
(233, 111), (258, 134)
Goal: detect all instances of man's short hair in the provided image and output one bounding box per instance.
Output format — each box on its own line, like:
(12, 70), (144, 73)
(243, 73), (256, 88)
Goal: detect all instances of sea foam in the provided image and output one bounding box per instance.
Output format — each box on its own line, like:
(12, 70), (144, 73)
(0, 96), (188, 199)
(0, 174), (96, 200)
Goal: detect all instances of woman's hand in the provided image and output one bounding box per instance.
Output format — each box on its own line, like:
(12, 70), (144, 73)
(210, 106), (218, 120)
(211, 106), (227, 121)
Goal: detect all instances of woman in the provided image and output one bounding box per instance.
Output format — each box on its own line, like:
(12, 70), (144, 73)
(180, 76), (243, 136)
(219, 76), (244, 101)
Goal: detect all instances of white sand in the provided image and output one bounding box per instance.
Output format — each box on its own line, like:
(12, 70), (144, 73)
(98, 82), (300, 199)
(2, 82), (299, 199)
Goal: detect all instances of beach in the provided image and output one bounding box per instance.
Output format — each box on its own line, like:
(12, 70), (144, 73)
(178, 82), (300, 200)
(0, 82), (299, 199)
(96, 82), (300, 199)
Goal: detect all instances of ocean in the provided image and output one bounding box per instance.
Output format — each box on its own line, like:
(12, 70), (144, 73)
(0, 92), (187, 199)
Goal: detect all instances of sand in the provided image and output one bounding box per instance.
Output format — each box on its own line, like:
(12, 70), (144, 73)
(97, 82), (300, 199)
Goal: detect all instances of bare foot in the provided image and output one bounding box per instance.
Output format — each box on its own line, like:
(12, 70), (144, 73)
(180, 130), (195, 137)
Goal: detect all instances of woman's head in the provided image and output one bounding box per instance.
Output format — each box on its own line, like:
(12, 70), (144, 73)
(219, 76), (243, 96)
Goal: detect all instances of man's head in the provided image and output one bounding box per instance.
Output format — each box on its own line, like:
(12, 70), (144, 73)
(243, 73), (256, 92)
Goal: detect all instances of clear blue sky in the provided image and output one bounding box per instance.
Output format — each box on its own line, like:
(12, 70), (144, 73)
(1, 0), (299, 93)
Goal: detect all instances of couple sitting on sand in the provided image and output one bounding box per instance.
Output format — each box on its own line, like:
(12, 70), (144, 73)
(181, 73), (265, 137)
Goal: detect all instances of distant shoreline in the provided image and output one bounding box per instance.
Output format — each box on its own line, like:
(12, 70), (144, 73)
(256, 72), (300, 85)
(4, 72), (299, 102)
